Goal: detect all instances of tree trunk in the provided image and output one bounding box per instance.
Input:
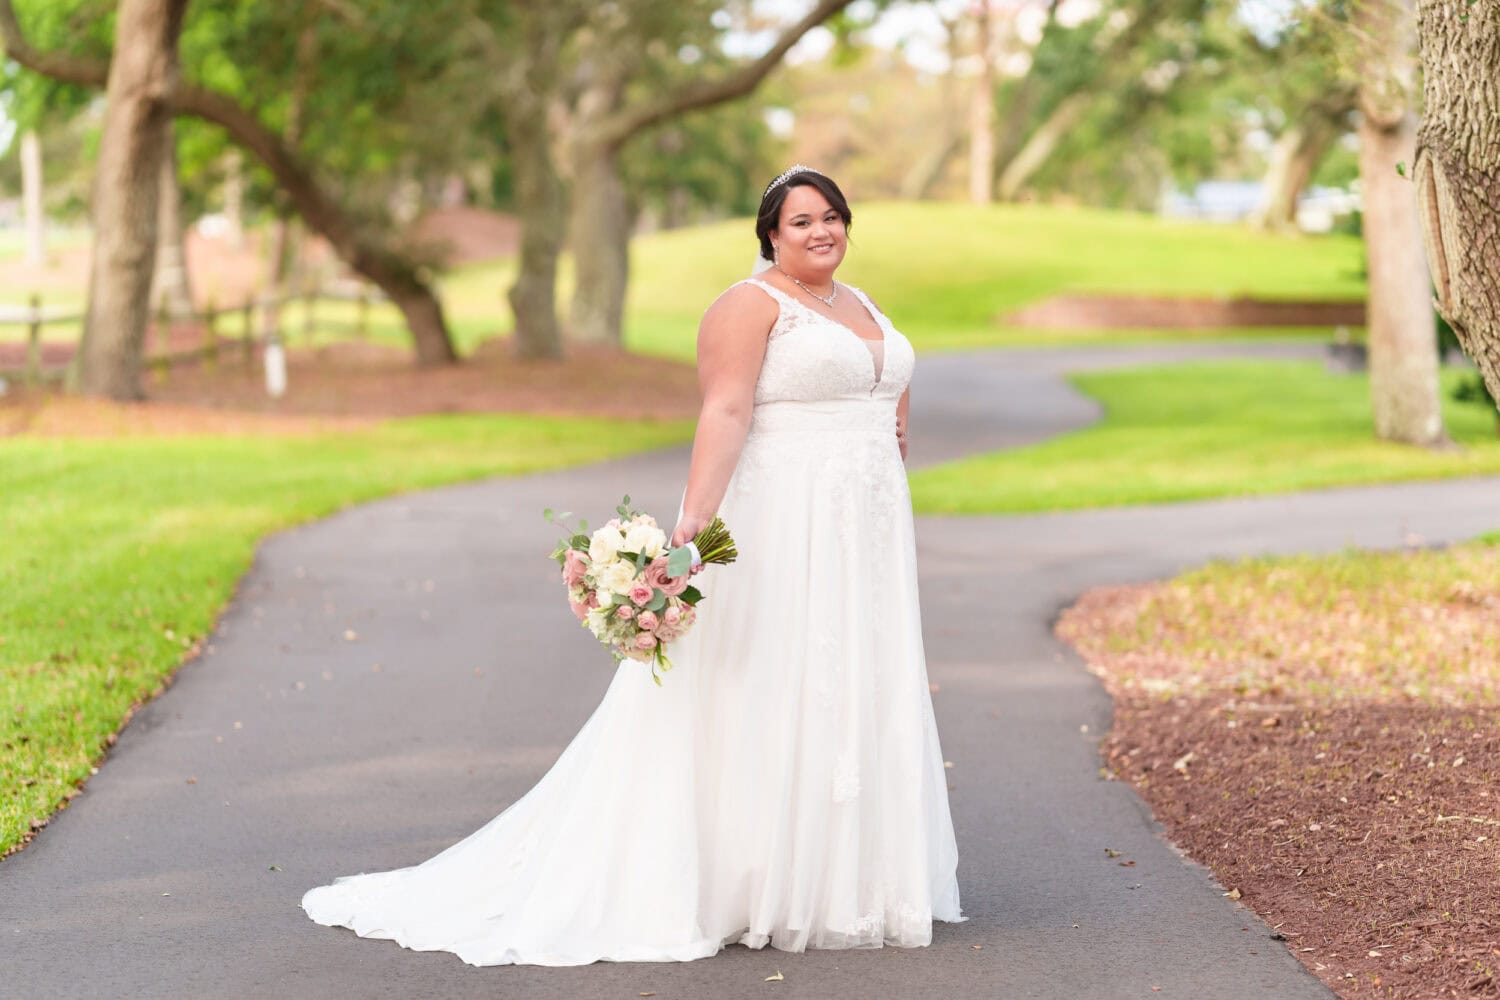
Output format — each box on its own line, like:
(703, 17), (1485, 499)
(151, 117), (194, 320)
(1414, 0), (1500, 407)
(507, 97), (565, 359)
(994, 2), (1176, 203)
(991, 1), (1059, 187)
(899, 132), (962, 200)
(968, 0), (995, 204)
(74, 0), (188, 401)
(568, 139), (630, 348)
(996, 92), (1090, 201)
(1251, 93), (1351, 231)
(20, 128), (44, 265)
(1356, 0), (1446, 446)
(389, 278), (455, 365)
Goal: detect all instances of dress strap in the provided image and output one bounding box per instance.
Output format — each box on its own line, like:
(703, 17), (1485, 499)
(737, 277), (801, 310)
(843, 284), (887, 326)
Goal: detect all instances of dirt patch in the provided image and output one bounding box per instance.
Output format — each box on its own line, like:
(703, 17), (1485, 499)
(0, 336), (700, 437)
(1059, 577), (1500, 999)
(1008, 295), (1366, 329)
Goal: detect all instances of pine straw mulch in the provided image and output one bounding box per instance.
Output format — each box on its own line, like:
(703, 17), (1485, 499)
(1057, 544), (1500, 999)
(0, 336), (701, 437)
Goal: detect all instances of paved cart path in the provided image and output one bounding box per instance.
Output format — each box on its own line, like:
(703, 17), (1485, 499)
(5, 341), (1497, 999)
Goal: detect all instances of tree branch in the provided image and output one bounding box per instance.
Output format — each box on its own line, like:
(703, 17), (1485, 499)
(593, 0), (856, 150)
(0, 0), (109, 87)
(1, 0), (418, 292)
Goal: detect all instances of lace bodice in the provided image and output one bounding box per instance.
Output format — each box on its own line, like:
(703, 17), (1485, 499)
(735, 278), (914, 407)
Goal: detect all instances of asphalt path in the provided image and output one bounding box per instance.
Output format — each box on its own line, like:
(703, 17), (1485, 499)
(4, 341), (1496, 999)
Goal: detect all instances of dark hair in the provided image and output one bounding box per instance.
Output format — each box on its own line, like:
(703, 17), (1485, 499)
(755, 171), (853, 263)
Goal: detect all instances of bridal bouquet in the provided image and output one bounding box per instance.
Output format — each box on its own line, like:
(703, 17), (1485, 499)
(545, 495), (737, 685)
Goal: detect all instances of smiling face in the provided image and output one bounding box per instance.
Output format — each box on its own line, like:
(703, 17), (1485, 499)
(771, 184), (848, 278)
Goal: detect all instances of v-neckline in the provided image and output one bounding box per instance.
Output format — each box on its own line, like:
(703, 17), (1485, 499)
(749, 278), (889, 391)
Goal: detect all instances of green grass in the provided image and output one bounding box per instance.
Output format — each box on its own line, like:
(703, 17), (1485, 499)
(0, 413), (693, 856)
(622, 202), (1367, 361)
(2, 204), (1367, 359)
(909, 362), (1500, 514)
(1061, 537), (1500, 705)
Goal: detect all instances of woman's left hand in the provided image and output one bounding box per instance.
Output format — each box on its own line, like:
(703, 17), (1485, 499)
(895, 416), (908, 461)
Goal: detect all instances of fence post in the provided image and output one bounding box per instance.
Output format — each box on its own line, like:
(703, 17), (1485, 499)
(302, 279), (316, 346)
(25, 294), (42, 387)
(154, 294), (170, 384)
(241, 296), (254, 369)
(356, 286), (369, 340)
(203, 296), (218, 371)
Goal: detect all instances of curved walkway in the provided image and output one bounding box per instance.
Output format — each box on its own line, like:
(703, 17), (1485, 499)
(4, 341), (1497, 999)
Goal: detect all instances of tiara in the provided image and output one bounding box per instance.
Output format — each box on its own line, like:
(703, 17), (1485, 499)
(764, 164), (819, 196)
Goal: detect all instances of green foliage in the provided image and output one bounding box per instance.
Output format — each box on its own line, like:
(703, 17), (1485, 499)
(908, 361), (1500, 514)
(0, 0), (113, 129)
(0, 412), (694, 856)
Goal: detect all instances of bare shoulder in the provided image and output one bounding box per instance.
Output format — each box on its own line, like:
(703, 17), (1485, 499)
(700, 280), (778, 334)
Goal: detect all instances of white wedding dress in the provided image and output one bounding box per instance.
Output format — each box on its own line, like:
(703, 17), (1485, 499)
(301, 277), (964, 965)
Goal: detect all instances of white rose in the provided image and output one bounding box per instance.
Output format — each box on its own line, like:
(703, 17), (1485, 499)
(645, 526), (666, 557)
(585, 606), (611, 638)
(588, 525), (625, 564)
(624, 522), (667, 559)
(598, 560), (638, 596)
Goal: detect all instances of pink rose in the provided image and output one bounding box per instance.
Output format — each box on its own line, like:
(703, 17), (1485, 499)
(662, 605), (683, 627)
(633, 632), (657, 651)
(585, 589), (600, 609)
(562, 549), (589, 587)
(645, 557), (689, 597)
(629, 581), (654, 607)
(654, 623), (682, 643)
(616, 605), (635, 620)
(636, 610), (659, 631)
(568, 595), (589, 622)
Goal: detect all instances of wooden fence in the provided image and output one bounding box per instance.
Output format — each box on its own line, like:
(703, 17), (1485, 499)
(0, 280), (388, 386)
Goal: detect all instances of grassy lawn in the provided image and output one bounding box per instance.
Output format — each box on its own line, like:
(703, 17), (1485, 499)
(0, 414), (694, 857)
(2, 204), (1366, 359)
(1067, 535), (1500, 705)
(909, 361), (1500, 514)
(623, 202), (1367, 361)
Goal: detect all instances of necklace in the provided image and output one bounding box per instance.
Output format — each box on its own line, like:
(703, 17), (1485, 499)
(776, 265), (837, 307)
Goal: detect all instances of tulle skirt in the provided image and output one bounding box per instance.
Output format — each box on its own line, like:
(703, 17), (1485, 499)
(301, 397), (964, 965)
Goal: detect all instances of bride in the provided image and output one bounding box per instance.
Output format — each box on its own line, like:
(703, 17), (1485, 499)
(301, 165), (964, 965)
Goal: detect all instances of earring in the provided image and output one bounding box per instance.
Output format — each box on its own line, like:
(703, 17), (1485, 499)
(772, 243), (781, 266)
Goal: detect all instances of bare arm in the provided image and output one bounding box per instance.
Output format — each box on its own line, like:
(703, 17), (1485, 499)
(896, 385), (910, 462)
(670, 285), (776, 547)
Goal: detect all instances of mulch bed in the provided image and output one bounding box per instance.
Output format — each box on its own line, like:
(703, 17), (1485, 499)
(1059, 585), (1500, 999)
(0, 337), (701, 437)
(1008, 294), (1366, 329)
